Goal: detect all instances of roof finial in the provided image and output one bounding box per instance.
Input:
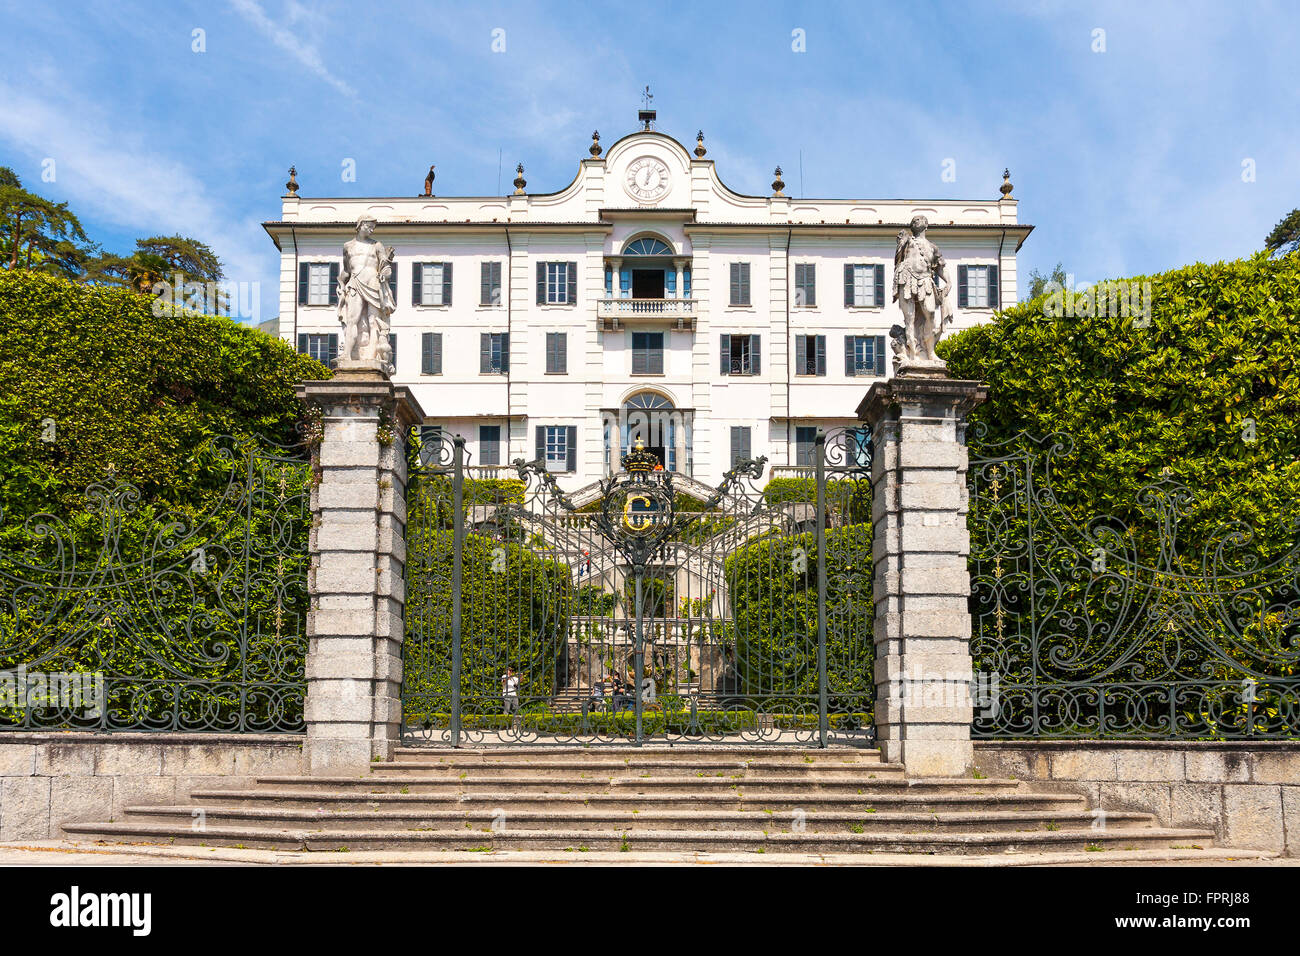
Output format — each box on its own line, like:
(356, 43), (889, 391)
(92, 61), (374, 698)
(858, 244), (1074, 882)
(638, 85), (656, 130)
(771, 166), (785, 197)
(589, 130), (602, 158)
(284, 165), (298, 196)
(513, 163), (527, 195)
(999, 167), (1014, 198)
(694, 130), (707, 158)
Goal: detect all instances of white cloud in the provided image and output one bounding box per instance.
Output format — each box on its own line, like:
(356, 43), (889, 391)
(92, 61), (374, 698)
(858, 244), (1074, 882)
(227, 0), (356, 99)
(0, 81), (274, 311)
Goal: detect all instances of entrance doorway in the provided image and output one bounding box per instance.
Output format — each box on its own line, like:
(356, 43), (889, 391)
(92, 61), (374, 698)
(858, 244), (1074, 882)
(631, 269), (664, 298)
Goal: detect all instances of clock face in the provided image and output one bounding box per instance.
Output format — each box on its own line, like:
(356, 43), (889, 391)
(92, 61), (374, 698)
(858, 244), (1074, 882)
(625, 157), (670, 202)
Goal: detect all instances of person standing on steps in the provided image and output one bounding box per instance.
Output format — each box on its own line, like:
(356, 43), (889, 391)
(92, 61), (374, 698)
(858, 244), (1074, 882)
(501, 666), (521, 732)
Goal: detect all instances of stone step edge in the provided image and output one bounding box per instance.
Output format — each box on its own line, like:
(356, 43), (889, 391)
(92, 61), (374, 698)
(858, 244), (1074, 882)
(64, 822), (1216, 848)
(48, 840), (1276, 867)
(191, 788), (1083, 805)
(125, 805), (1156, 827)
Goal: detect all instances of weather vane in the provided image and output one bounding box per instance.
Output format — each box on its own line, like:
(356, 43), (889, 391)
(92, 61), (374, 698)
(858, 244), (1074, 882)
(638, 85), (656, 130)
(640, 85), (653, 109)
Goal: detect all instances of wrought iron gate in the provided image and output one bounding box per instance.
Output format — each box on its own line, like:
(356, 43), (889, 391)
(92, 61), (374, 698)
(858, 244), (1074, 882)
(401, 427), (875, 746)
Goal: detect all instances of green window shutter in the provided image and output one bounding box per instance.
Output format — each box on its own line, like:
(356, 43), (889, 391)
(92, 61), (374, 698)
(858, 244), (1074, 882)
(567, 262), (578, 304)
(480, 261), (491, 305)
(421, 332), (434, 374)
(739, 263), (750, 305)
(501, 332), (509, 372)
(795, 335), (806, 372)
(327, 263), (339, 305)
(412, 262), (423, 306)
(801, 263), (815, 306)
(327, 334), (338, 367)
(296, 333), (307, 355)
(989, 264), (999, 309)
(720, 333), (731, 375)
(536, 262), (546, 304)
(442, 262), (453, 305)
(957, 265), (969, 308)
(873, 335), (886, 376)
(843, 263), (854, 306)
(729, 263), (740, 305)
(535, 426), (546, 462)
(480, 333), (491, 373)
(874, 264), (885, 307)
(816, 335), (826, 375)
(388, 333), (397, 370)
(298, 263), (309, 305)
(845, 335), (855, 376)
(566, 425), (577, 471)
(387, 261), (398, 301)
(750, 334), (761, 375)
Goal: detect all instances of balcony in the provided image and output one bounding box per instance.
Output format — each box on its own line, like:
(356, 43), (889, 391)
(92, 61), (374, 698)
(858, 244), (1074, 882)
(598, 297), (697, 331)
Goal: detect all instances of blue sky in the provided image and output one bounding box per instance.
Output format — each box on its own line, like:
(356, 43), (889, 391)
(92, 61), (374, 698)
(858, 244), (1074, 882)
(1, 0), (1296, 322)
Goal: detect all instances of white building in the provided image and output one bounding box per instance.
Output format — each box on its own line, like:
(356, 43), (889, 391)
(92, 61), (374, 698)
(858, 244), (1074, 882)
(266, 115), (1031, 490)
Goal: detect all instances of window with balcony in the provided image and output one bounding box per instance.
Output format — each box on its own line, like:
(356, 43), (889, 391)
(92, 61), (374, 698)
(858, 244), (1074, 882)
(720, 333), (761, 375)
(845, 335), (886, 377)
(795, 334), (826, 376)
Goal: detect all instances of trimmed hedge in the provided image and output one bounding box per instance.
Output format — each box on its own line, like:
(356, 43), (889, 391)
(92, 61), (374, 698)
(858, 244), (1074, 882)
(0, 270), (324, 517)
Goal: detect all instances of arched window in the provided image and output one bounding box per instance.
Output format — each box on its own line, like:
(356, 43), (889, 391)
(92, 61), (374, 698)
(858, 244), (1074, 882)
(623, 237), (673, 257)
(624, 391), (673, 410)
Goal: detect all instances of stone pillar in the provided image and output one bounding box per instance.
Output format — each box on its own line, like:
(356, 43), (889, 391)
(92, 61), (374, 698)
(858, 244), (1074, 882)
(857, 372), (987, 777)
(297, 361), (425, 775)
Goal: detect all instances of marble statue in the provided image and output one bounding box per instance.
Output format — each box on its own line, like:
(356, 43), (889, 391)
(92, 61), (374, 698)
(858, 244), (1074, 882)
(336, 215), (396, 371)
(892, 215), (951, 369)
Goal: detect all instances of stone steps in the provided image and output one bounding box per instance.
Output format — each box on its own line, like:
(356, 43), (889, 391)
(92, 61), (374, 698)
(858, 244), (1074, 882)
(60, 820), (1216, 855)
(117, 804), (1153, 834)
(188, 788), (1086, 814)
(60, 745), (1221, 857)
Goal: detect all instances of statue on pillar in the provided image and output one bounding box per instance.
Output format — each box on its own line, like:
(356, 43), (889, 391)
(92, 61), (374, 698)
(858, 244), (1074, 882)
(336, 215), (396, 371)
(892, 215), (951, 370)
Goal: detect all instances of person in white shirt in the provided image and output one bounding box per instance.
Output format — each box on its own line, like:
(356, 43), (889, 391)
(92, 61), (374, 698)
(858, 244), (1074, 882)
(501, 666), (520, 718)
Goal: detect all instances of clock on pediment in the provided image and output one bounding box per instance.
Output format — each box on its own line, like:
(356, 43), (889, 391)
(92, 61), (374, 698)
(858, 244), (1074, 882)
(625, 156), (670, 202)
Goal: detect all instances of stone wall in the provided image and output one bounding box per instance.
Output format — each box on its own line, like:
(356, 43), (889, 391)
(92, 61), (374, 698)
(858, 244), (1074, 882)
(0, 733), (306, 841)
(975, 740), (1299, 856)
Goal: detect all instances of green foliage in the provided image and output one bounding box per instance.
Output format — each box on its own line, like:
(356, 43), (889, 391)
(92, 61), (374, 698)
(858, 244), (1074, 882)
(0, 270), (325, 518)
(723, 523), (874, 715)
(762, 476), (871, 525)
(1024, 260), (1068, 300)
(941, 253), (1300, 562)
(403, 529), (575, 714)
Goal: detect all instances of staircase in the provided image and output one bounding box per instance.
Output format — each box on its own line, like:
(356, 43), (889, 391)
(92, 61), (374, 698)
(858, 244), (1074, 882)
(63, 746), (1222, 857)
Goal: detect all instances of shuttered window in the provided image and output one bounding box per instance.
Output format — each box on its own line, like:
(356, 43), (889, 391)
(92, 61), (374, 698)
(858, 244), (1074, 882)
(480, 261), (502, 306)
(729, 426), (751, 468)
(720, 333), (761, 375)
(958, 264), (999, 309)
(632, 332), (664, 374)
(794, 263), (816, 307)
(844, 264), (885, 307)
(305, 264), (333, 305)
(794, 427), (818, 467)
(539, 261), (578, 304)
(421, 332), (442, 375)
(536, 425), (577, 472)
(387, 333), (397, 372)
(414, 262), (452, 306)
(794, 334), (826, 375)
(729, 262), (751, 306)
(297, 333), (338, 367)
(480, 333), (509, 373)
(844, 335), (887, 377)
(545, 332), (567, 374)
(479, 425), (501, 466)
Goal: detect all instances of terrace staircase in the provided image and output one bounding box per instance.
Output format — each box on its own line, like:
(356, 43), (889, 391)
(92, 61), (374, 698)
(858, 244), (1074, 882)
(63, 746), (1229, 859)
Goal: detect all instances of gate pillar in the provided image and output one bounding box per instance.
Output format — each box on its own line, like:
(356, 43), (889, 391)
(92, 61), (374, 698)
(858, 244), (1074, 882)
(857, 372), (987, 777)
(297, 361), (424, 774)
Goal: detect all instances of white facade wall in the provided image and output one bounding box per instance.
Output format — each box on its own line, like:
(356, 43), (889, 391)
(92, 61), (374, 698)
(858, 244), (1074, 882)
(270, 126), (1030, 490)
